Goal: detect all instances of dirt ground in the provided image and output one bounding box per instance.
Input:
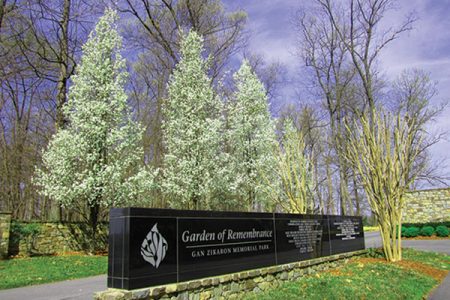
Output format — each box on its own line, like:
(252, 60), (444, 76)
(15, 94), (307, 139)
(355, 257), (448, 281)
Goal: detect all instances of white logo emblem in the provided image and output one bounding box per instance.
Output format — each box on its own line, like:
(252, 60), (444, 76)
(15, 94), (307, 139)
(141, 223), (168, 268)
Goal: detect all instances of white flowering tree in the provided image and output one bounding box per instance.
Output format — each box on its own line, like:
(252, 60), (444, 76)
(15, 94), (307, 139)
(228, 60), (277, 211)
(35, 9), (155, 245)
(162, 31), (224, 210)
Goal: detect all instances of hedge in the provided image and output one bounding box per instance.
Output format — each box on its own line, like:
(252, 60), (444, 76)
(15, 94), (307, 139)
(436, 226), (449, 237)
(402, 221), (450, 228)
(401, 224), (449, 238)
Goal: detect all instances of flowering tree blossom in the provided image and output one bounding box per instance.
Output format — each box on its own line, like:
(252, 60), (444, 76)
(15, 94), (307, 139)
(162, 31), (224, 210)
(227, 60), (277, 211)
(34, 9), (155, 242)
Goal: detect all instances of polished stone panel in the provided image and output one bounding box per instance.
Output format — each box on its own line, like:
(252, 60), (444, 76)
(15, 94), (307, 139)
(275, 213), (331, 264)
(328, 215), (365, 255)
(107, 208), (365, 290)
(177, 217), (275, 281)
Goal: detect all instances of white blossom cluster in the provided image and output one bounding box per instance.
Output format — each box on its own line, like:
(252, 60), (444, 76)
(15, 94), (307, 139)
(34, 9), (156, 209)
(35, 9), (306, 213)
(162, 31), (225, 209)
(162, 32), (277, 210)
(226, 60), (278, 210)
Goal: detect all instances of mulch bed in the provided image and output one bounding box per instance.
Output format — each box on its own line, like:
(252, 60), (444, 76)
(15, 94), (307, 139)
(402, 236), (449, 240)
(355, 257), (448, 281)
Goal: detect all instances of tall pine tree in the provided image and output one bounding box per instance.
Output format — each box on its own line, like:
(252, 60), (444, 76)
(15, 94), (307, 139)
(35, 9), (155, 243)
(162, 31), (224, 210)
(228, 60), (277, 211)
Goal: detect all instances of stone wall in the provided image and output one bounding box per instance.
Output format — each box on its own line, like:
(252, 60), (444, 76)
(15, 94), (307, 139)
(8, 222), (108, 256)
(94, 250), (366, 300)
(0, 212), (12, 259)
(403, 188), (450, 224)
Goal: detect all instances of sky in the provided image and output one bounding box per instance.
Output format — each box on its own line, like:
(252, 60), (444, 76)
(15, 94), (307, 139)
(225, 0), (450, 185)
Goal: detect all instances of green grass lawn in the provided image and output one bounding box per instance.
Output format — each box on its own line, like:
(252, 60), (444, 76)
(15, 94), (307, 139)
(0, 248), (448, 299)
(363, 226), (379, 232)
(244, 248), (450, 300)
(402, 248), (450, 270)
(0, 255), (107, 290)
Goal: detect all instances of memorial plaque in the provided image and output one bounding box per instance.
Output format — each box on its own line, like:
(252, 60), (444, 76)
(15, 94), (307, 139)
(107, 208), (365, 290)
(328, 215), (365, 255)
(275, 214), (330, 264)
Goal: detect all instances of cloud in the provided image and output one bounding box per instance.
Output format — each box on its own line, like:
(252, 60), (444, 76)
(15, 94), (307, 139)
(227, 0), (449, 183)
(378, 0), (450, 175)
(226, 0), (298, 66)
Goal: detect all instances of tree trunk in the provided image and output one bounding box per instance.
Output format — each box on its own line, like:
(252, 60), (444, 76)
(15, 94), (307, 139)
(378, 210), (402, 262)
(336, 115), (350, 216)
(315, 161), (324, 214)
(0, 0), (7, 34)
(353, 171), (361, 216)
(339, 168), (348, 215)
(56, 0), (70, 129)
(326, 157), (335, 215)
(89, 203), (100, 253)
(49, 0), (71, 222)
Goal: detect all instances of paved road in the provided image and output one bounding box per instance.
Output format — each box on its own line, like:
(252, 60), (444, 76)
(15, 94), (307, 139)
(364, 231), (450, 255)
(0, 232), (448, 300)
(430, 274), (450, 300)
(364, 231), (383, 248)
(0, 275), (106, 300)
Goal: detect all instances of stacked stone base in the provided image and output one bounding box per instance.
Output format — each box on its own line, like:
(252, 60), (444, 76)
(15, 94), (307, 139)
(95, 250), (366, 300)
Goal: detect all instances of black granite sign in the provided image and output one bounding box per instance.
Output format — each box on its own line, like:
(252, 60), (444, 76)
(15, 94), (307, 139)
(107, 208), (365, 290)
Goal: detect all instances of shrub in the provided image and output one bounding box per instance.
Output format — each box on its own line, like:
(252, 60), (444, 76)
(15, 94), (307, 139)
(10, 222), (40, 243)
(9, 222), (41, 255)
(420, 226), (435, 237)
(435, 226), (449, 237)
(405, 226), (420, 238)
(401, 226), (407, 237)
(367, 248), (384, 258)
(403, 221), (450, 228)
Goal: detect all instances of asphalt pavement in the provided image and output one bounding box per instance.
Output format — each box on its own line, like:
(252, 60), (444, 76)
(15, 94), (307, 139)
(0, 274), (106, 300)
(0, 232), (448, 300)
(363, 231), (450, 255)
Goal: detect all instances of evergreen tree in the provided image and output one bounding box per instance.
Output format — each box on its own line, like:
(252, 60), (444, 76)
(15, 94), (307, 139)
(228, 60), (277, 211)
(35, 9), (155, 244)
(162, 31), (224, 210)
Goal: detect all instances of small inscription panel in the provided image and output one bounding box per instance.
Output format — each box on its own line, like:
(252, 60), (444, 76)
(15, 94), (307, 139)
(107, 208), (364, 290)
(328, 216), (364, 255)
(285, 219), (322, 252)
(275, 214), (330, 264)
(335, 219), (360, 240)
